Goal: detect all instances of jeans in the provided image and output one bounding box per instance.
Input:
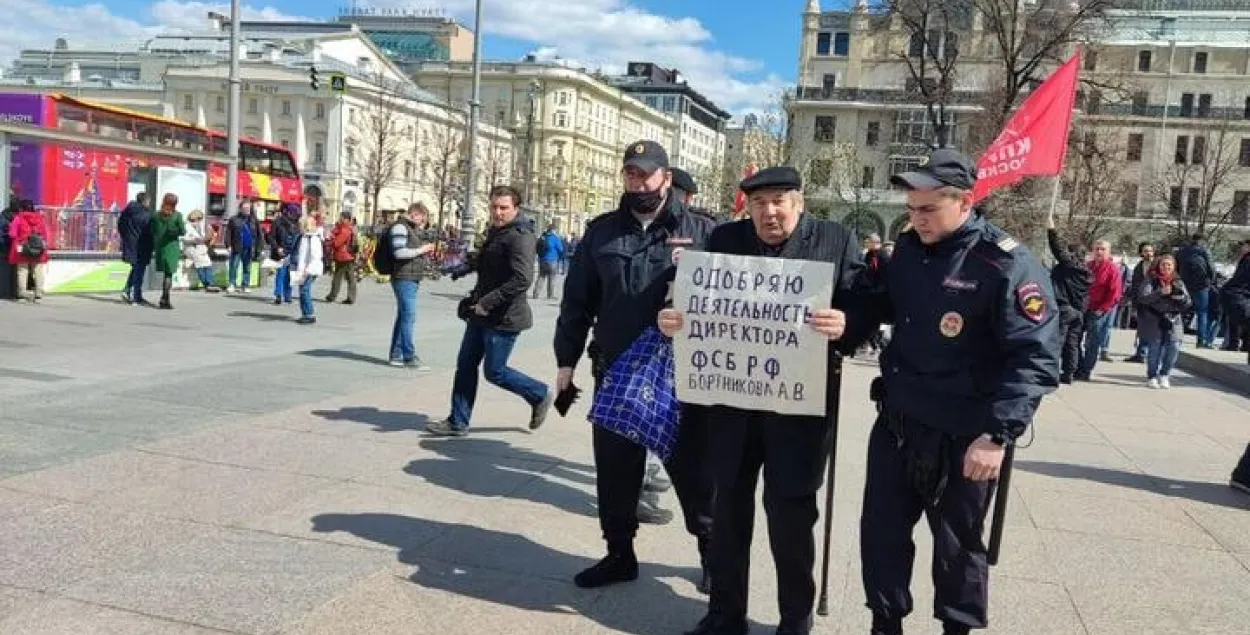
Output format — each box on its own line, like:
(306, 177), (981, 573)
(274, 265), (292, 301)
(228, 253), (253, 289)
(1078, 310), (1116, 377)
(1192, 287), (1217, 346)
(124, 262), (147, 300)
(448, 323), (548, 429)
(195, 266), (213, 288)
(1101, 306), (1119, 351)
(1146, 338), (1180, 379)
(299, 274), (318, 318)
(390, 279), (419, 362)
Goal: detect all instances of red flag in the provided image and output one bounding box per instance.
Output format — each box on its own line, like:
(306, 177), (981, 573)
(972, 53), (1081, 203)
(733, 163), (758, 218)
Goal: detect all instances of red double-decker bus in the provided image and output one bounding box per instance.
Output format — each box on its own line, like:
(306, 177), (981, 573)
(0, 92), (303, 253)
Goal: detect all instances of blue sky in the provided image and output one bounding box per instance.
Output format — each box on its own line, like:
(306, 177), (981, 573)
(2, 0), (842, 116)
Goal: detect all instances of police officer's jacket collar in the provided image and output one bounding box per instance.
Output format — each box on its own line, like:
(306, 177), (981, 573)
(922, 211), (985, 255)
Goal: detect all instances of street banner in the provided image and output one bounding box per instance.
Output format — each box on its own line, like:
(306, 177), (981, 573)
(673, 250), (834, 416)
(972, 53), (1081, 203)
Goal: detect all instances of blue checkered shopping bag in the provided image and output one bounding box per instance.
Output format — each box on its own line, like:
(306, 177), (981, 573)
(588, 327), (682, 461)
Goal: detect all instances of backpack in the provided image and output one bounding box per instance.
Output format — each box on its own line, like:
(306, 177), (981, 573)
(372, 224), (397, 275)
(21, 233), (45, 258)
(537, 234), (551, 259)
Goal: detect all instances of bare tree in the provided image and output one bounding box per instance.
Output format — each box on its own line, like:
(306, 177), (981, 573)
(1059, 126), (1132, 246)
(827, 142), (884, 229)
(874, 0), (970, 147)
(752, 92), (791, 167)
(1158, 114), (1244, 242)
(356, 77), (407, 217)
(427, 116), (465, 230)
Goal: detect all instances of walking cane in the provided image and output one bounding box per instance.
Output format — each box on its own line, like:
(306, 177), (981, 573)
(985, 443), (1015, 566)
(816, 354), (844, 617)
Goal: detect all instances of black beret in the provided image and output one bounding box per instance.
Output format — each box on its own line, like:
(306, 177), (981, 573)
(889, 148), (977, 191)
(739, 166), (801, 195)
(670, 168), (698, 194)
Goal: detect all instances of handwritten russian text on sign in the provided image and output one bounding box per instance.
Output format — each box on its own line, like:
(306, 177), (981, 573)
(673, 251), (834, 417)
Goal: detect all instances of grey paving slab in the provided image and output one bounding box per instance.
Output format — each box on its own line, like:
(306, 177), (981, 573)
(63, 527), (390, 635)
(0, 420), (134, 474)
(0, 586), (46, 622)
(119, 381), (329, 415)
(0, 451), (192, 502)
(1017, 488), (1221, 549)
(0, 395), (231, 441)
(0, 598), (231, 635)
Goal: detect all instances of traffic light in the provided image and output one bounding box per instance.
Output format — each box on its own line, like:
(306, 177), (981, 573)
(309, 66), (320, 90)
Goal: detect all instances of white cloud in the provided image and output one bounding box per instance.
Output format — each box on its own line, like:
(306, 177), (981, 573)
(0, 0), (786, 117)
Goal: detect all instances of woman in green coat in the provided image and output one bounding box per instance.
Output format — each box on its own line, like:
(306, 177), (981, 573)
(151, 193), (186, 310)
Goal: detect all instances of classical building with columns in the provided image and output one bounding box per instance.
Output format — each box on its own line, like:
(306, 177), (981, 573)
(1, 21), (510, 226)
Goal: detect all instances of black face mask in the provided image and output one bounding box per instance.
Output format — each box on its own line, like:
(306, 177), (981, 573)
(620, 188), (667, 216)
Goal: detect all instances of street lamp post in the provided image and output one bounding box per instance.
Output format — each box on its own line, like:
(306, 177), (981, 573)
(460, 0), (485, 252)
(225, 0), (242, 218)
(523, 79), (539, 205)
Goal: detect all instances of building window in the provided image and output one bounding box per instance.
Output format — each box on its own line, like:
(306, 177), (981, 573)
(313, 142), (324, 164)
(813, 116), (836, 142)
(1193, 51), (1208, 74)
(1083, 131), (1098, 152)
(1198, 94), (1212, 118)
(1175, 135), (1189, 164)
(809, 159), (832, 187)
(281, 100), (292, 116)
(833, 32), (850, 56)
(556, 92), (570, 107)
(662, 96), (677, 112)
(248, 98), (258, 115)
(1240, 138), (1250, 167)
(1121, 183), (1138, 217)
(216, 96), (225, 113)
(908, 31), (925, 58)
(1137, 50), (1152, 72)
(279, 138), (289, 148)
(1180, 93), (1194, 117)
(1192, 136), (1206, 164)
(404, 160), (412, 180)
(1169, 187), (1183, 214)
(866, 121), (880, 147)
(1187, 187), (1200, 214)
(1233, 191), (1250, 226)
(1084, 50), (1098, 71)
(182, 94), (193, 111)
(822, 74), (837, 95)
(1131, 91), (1148, 116)
(1126, 133), (1143, 162)
(314, 103), (325, 119)
(1086, 90), (1102, 115)
(861, 166), (875, 189)
(816, 32), (831, 55)
(553, 111), (568, 127)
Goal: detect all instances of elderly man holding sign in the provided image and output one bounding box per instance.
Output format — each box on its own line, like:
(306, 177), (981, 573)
(658, 166), (868, 635)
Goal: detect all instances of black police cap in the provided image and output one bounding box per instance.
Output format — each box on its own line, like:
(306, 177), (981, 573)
(889, 148), (977, 191)
(670, 167), (698, 195)
(739, 166), (802, 195)
(622, 140), (669, 173)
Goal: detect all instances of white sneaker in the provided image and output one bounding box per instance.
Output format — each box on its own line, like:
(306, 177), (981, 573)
(1159, 376), (1171, 389)
(226, 285), (237, 293)
(1148, 377), (1160, 389)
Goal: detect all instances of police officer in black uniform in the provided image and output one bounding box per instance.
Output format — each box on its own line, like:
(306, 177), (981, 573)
(859, 149), (1060, 635)
(659, 167), (870, 635)
(670, 167), (724, 223)
(554, 140), (717, 590)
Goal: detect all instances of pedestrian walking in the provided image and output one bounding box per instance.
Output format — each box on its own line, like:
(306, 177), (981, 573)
(293, 214), (325, 325)
(858, 149), (1060, 635)
(384, 202), (435, 369)
(325, 210), (359, 304)
(427, 185), (554, 437)
(1134, 254), (1191, 389)
(117, 192), (154, 305)
(270, 203), (300, 305)
(151, 193), (186, 310)
(225, 200), (263, 293)
(553, 139), (716, 591)
(533, 224), (563, 300)
(659, 166), (867, 635)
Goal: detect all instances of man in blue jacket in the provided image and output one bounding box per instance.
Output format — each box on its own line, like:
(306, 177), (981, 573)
(532, 223), (564, 300)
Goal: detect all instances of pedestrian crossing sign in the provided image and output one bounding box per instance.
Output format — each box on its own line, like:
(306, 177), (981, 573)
(329, 73), (347, 93)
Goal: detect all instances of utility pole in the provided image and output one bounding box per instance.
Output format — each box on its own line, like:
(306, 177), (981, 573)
(225, 0), (242, 218)
(459, 0), (485, 252)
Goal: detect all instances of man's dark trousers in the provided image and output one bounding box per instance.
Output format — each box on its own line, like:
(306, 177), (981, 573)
(1058, 307), (1083, 380)
(861, 421), (992, 629)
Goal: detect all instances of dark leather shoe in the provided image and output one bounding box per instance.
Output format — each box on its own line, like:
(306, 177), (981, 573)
(870, 613), (902, 635)
(776, 614), (813, 635)
(683, 614), (748, 635)
(574, 551), (638, 588)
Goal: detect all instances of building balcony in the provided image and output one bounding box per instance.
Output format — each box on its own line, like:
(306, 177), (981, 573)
(790, 87), (988, 109)
(1082, 104), (1250, 122)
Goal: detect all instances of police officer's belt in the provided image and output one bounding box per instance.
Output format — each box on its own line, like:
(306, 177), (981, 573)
(870, 377), (954, 507)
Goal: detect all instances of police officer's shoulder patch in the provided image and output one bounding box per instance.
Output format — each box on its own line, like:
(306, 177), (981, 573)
(1015, 281), (1047, 323)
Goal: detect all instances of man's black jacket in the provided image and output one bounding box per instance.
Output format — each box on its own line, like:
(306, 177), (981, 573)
(1047, 228), (1092, 312)
(468, 219), (537, 332)
(554, 194), (716, 370)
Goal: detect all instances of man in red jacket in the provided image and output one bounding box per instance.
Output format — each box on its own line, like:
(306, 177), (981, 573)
(6, 200), (50, 302)
(324, 211), (358, 304)
(1075, 239), (1123, 380)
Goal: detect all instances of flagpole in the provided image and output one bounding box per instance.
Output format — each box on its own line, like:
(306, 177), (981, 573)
(1047, 176), (1062, 218)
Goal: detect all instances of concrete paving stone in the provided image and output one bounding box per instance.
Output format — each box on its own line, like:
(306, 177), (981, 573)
(0, 487), (62, 522)
(1012, 457), (1169, 503)
(1172, 495), (1250, 554)
(1009, 437), (1138, 472)
(0, 586), (46, 622)
(138, 424), (417, 481)
(0, 395), (229, 441)
(0, 503), (207, 592)
(1018, 488), (1221, 549)
(120, 380), (330, 415)
(0, 450), (190, 502)
(0, 420), (134, 475)
(0, 598), (231, 635)
(979, 576), (1087, 635)
(1028, 417), (1110, 445)
(1041, 530), (1250, 635)
(63, 527), (391, 635)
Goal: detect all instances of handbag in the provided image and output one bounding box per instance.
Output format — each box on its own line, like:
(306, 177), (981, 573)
(588, 327), (682, 461)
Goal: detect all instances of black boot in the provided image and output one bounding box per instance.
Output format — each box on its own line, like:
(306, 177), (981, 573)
(574, 541), (638, 588)
(941, 623), (971, 635)
(870, 613), (902, 635)
(683, 613), (749, 635)
(775, 614), (813, 635)
(1231, 445), (1250, 495)
(696, 534), (711, 594)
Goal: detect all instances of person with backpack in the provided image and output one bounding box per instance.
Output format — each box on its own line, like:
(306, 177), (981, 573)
(532, 223), (563, 300)
(7, 199), (50, 302)
(270, 203), (301, 305)
(373, 202), (435, 368)
(325, 210), (359, 304)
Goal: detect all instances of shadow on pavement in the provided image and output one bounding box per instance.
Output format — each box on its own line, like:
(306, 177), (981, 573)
(406, 438), (596, 516)
(427, 291), (468, 302)
(1017, 460), (1250, 510)
(227, 310), (294, 322)
(310, 512), (713, 635)
(299, 348), (391, 367)
(312, 406), (431, 432)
